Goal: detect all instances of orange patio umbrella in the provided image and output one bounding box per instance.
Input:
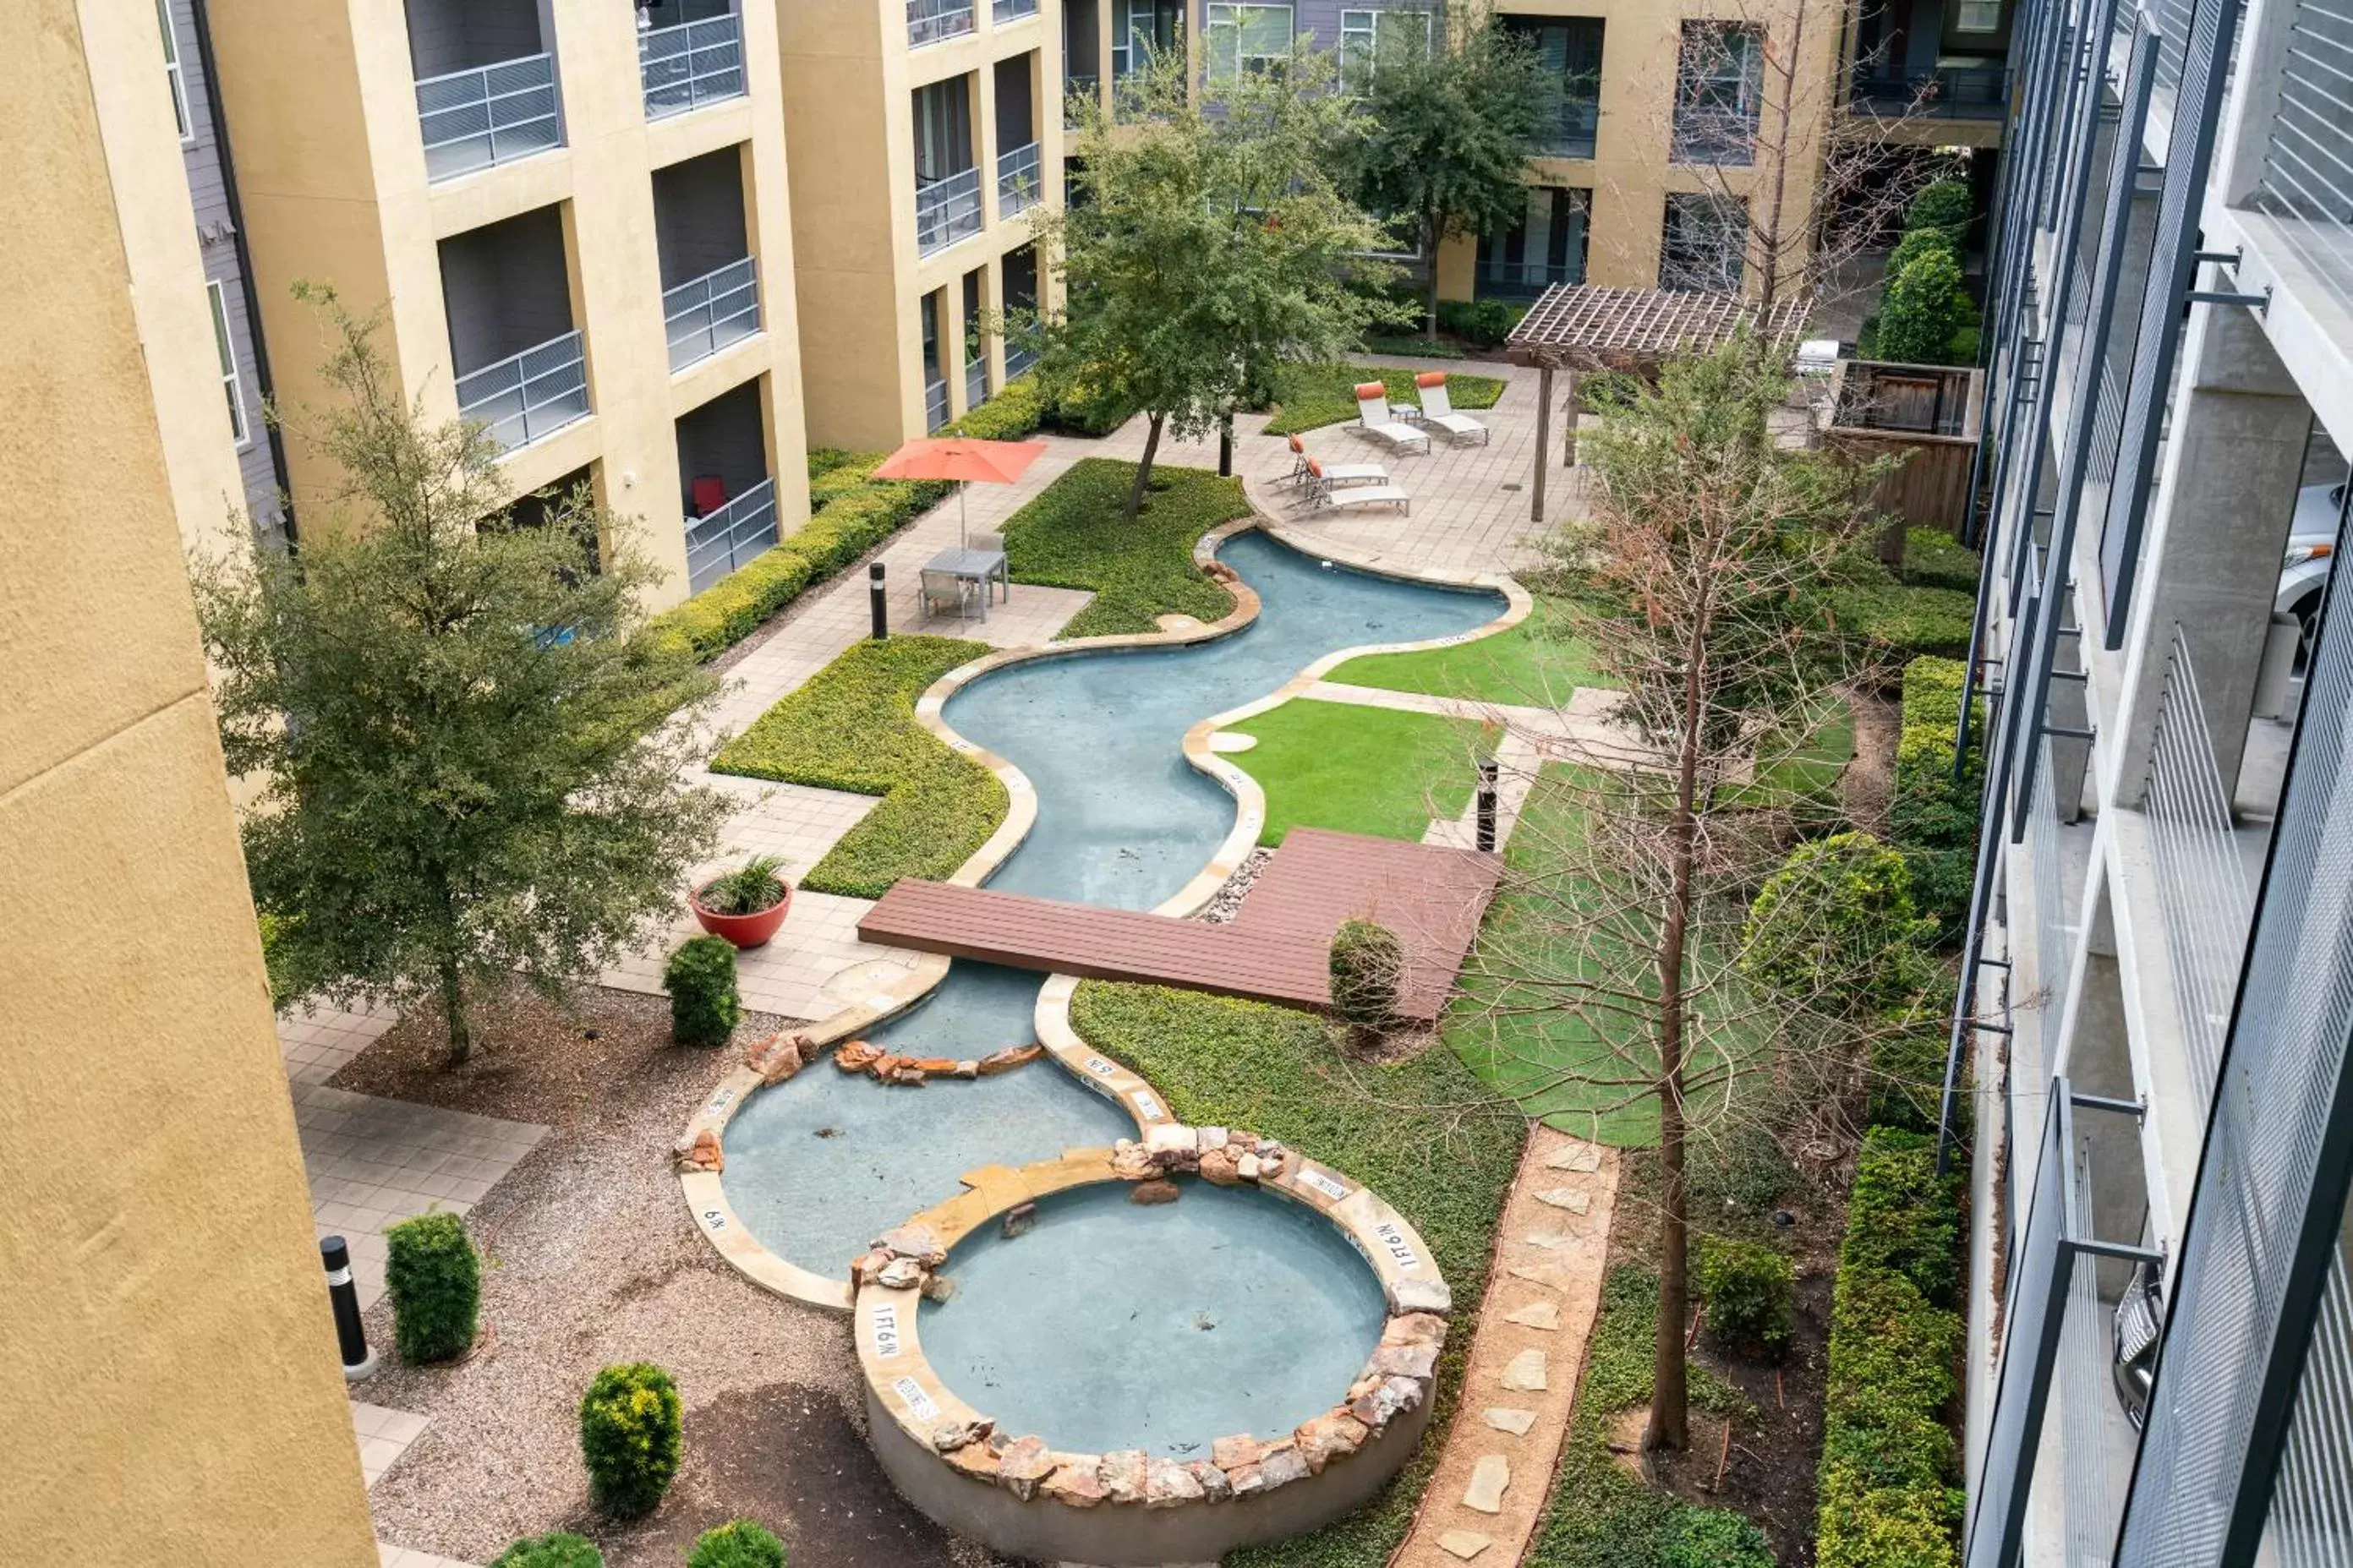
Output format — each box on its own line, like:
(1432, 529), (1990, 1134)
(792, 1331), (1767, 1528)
(870, 436), (1050, 546)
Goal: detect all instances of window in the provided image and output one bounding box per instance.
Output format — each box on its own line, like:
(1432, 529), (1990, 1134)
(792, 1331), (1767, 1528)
(1477, 187), (1590, 297)
(156, 0), (192, 142)
(1953, 0), (2002, 28)
(1660, 193), (1748, 294)
(1206, 3), (1294, 83)
(1497, 17), (1605, 157)
(1338, 8), (1432, 90)
(205, 280), (250, 446)
(1672, 21), (1762, 165)
(1113, 0), (1183, 75)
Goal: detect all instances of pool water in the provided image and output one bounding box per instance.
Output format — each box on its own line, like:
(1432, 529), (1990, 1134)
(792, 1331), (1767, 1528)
(916, 1180), (1391, 1456)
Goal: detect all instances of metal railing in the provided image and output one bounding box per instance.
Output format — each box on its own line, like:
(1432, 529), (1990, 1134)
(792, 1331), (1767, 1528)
(915, 166), (984, 255)
(1004, 342), (1037, 379)
(1475, 259), (1582, 297)
(997, 139), (1041, 218)
(907, 0), (975, 47)
(1670, 107), (1757, 165)
(965, 354), (988, 410)
(640, 13), (745, 120)
(663, 257), (760, 374)
(455, 330), (588, 452)
(417, 53), (561, 182)
(683, 476), (777, 594)
(924, 377), (950, 431)
(1847, 64), (2011, 117)
(1066, 73), (1099, 125)
(2143, 628), (2253, 1114)
(1536, 100), (1600, 158)
(994, 0), (1040, 19)
(2246, 0), (2353, 315)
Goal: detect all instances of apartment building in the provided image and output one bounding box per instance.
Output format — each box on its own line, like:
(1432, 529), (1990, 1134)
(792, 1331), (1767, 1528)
(1944, 0), (2353, 1554)
(199, 0), (813, 606)
(782, 0), (1062, 449)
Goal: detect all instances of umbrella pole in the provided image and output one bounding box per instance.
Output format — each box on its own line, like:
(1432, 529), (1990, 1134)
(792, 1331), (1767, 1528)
(959, 481), (968, 548)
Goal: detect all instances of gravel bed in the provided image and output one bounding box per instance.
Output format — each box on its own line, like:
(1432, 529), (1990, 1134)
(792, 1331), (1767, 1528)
(1193, 847), (1274, 924)
(339, 986), (1013, 1568)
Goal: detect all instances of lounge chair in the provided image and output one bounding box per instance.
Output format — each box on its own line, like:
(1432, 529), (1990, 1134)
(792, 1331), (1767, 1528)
(1412, 372), (1490, 445)
(1304, 458), (1410, 514)
(1284, 433), (1387, 490)
(1352, 382), (1431, 456)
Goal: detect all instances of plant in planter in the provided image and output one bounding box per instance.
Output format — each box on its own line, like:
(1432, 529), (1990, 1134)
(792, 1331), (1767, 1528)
(690, 853), (793, 948)
(665, 935), (743, 1048)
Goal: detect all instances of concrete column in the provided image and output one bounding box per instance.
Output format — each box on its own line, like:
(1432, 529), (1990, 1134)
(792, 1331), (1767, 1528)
(2109, 300), (2310, 806)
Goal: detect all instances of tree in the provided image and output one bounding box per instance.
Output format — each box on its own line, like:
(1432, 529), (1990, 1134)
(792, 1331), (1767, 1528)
(1872, 245), (1969, 364)
(1026, 45), (1401, 516)
(1343, 14), (1555, 339)
(192, 289), (728, 1063)
(1455, 338), (1886, 1453)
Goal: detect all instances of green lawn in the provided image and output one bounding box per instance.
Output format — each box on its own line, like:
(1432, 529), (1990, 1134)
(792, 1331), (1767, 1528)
(1226, 699), (1495, 846)
(709, 636), (1005, 898)
(1325, 598), (1616, 707)
(1261, 363), (1506, 436)
(1000, 457), (1250, 639)
(1069, 981), (1525, 1568)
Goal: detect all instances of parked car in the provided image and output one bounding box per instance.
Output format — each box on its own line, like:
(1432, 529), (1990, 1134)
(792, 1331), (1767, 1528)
(2278, 481), (2348, 673)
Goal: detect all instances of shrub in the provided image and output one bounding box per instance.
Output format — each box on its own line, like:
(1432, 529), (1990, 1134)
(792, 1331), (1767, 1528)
(383, 1212), (479, 1363)
(258, 911), (298, 1008)
(1874, 248), (1971, 367)
(1884, 225), (1956, 286)
(688, 1520), (788, 1568)
(664, 935), (742, 1048)
(1694, 1233), (1794, 1358)
(1040, 369), (1141, 437)
(698, 854), (789, 916)
(1905, 179), (1974, 246)
(1868, 1030), (1960, 1135)
(1891, 658), (1983, 944)
(1666, 1508), (1776, 1568)
(1741, 831), (1940, 1015)
(1819, 577), (1976, 658)
(490, 1534), (604, 1568)
(1902, 528), (1981, 593)
(580, 1362), (683, 1518)
(1688, 1116), (1798, 1216)
(1329, 917), (1405, 1034)
(1261, 363), (1507, 436)
(1845, 1127), (1962, 1304)
(1435, 297), (1526, 347)
(945, 373), (1048, 440)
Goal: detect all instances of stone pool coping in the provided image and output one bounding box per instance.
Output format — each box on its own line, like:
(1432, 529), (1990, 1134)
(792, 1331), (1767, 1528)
(678, 513), (1527, 1313)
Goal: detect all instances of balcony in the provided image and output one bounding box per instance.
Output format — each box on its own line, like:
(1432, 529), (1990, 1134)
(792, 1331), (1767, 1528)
(997, 140), (1041, 219)
(1670, 107), (1756, 166)
(665, 258), (760, 374)
(683, 477), (777, 593)
(640, 13), (746, 120)
(456, 331), (588, 451)
(925, 376), (950, 431)
(908, 0), (976, 49)
(1847, 65), (2010, 118)
(1066, 74), (1099, 125)
(916, 167), (984, 255)
(965, 352), (989, 411)
(1535, 101), (1600, 161)
(995, 0), (1040, 19)
(416, 53), (561, 182)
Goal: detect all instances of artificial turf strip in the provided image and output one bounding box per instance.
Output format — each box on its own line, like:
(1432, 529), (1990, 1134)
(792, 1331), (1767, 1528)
(1226, 700), (1495, 847)
(1324, 598), (1618, 707)
(998, 457), (1249, 639)
(1067, 981), (1525, 1568)
(1261, 363), (1507, 437)
(709, 636), (1006, 899)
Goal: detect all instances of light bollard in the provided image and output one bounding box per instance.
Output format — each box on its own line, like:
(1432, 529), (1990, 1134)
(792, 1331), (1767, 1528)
(321, 1235), (376, 1380)
(1475, 759), (1499, 853)
(870, 560), (889, 640)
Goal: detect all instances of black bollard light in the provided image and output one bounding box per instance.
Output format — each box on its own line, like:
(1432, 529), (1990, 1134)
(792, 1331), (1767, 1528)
(321, 1235), (376, 1380)
(1475, 759), (1499, 853)
(869, 560), (889, 640)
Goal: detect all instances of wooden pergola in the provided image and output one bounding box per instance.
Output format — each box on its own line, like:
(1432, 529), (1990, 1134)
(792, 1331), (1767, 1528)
(1503, 284), (1808, 521)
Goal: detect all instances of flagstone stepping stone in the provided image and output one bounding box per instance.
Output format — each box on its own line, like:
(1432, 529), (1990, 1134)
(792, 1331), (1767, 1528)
(1535, 1187), (1592, 1214)
(1546, 1145), (1604, 1172)
(1463, 1454), (1510, 1513)
(1519, 1230), (1575, 1250)
(1503, 1300), (1560, 1330)
(1439, 1530), (1494, 1560)
(1508, 1262), (1575, 1292)
(1500, 1349), (1548, 1391)
(1484, 1407), (1537, 1436)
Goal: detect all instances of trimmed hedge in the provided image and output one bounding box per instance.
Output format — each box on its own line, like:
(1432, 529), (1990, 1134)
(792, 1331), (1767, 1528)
(490, 1534), (603, 1568)
(1742, 831), (1940, 1015)
(1261, 363), (1507, 436)
(1844, 1127), (1962, 1305)
(1890, 658), (1982, 945)
(580, 1362), (683, 1518)
(383, 1211), (479, 1364)
(1819, 577), (1977, 659)
(712, 636), (1005, 898)
(665, 934), (742, 1047)
(1902, 529), (1983, 594)
(1434, 298), (1528, 347)
(1000, 458), (1248, 639)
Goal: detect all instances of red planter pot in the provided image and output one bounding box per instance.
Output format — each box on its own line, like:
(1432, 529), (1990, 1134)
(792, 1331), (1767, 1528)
(689, 881), (792, 948)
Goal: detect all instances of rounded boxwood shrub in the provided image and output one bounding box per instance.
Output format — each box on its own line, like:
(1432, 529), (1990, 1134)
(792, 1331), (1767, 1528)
(1328, 917), (1404, 1035)
(580, 1362), (682, 1518)
(1666, 1506), (1775, 1568)
(1741, 831), (1940, 1016)
(490, 1533), (603, 1568)
(665, 935), (742, 1048)
(688, 1518), (787, 1568)
(1874, 247), (1972, 366)
(1904, 178), (1974, 245)
(1694, 1232), (1794, 1358)
(383, 1211), (479, 1364)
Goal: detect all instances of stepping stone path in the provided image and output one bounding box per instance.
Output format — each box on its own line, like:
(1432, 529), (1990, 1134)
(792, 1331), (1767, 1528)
(1392, 1125), (1620, 1568)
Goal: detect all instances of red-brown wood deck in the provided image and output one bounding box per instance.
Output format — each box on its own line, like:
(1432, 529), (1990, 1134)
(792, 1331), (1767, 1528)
(855, 828), (1503, 1022)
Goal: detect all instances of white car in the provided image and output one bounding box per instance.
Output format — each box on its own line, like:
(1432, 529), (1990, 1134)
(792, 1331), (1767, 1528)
(2279, 481), (2347, 671)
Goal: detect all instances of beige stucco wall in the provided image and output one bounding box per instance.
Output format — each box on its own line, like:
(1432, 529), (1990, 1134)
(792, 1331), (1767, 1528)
(0, 6), (379, 1563)
(210, 0), (811, 609)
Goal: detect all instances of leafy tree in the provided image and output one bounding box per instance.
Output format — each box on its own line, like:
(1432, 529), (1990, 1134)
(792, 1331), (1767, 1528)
(1026, 46), (1401, 516)
(1903, 178), (1975, 247)
(1343, 14), (1554, 338)
(1873, 246), (1970, 365)
(191, 289), (728, 1063)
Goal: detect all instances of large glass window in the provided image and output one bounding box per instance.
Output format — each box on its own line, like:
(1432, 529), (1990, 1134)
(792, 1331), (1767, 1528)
(1660, 192), (1748, 293)
(205, 280), (250, 446)
(1498, 16), (1604, 159)
(157, 0), (193, 141)
(912, 76), (975, 182)
(1206, 3), (1294, 82)
(1112, 0), (1183, 74)
(1338, 8), (1432, 90)
(1477, 187), (1590, 298)
(1672, 21), (1763, 165)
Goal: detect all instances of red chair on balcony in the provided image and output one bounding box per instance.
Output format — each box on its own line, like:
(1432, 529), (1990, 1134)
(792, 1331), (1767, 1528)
(689, 474), (728, 517)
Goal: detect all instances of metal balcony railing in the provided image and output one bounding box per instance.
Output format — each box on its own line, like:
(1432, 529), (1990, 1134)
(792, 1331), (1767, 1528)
(994, 0), (1040, 19)
(924, 377), (950, 431)
(1066, 73), (1099, 125)
(455, 330), (589, 452)
(417, 53), (561, 182)
(1004, 341), (1037, 379)
(1535, 100), (1600, 159)
(2247, 0), (2353, 315)
(907, 0), (975, 48)
(1670, 106), (1756, 165)
(683, 476), (778, 594)
(1847, 64), (2011, 118)
(997, 139), (1041, 218)
(640, 13), (745, 120)
(965, 353), (988, 410)
(915, 166), (984, 255)
(663, 257), (761, 374)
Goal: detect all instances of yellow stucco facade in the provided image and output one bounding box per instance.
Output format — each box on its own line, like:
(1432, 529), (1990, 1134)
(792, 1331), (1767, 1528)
(206, 0), (813, 609)
(0, 4), (379, 1562)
